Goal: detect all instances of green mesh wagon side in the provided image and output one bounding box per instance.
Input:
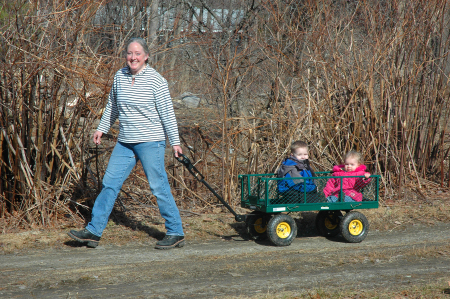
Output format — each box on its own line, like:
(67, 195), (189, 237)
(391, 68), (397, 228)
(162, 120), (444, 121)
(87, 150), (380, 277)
(239, 172), (379, 213)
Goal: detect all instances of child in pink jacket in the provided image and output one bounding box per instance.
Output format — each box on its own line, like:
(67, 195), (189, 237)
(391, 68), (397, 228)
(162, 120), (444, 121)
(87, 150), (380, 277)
(323, 150), (371, 202)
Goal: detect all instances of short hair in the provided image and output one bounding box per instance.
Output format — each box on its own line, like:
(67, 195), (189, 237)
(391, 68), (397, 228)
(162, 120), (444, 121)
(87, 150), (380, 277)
(125, 37), (150, 63)
(290, 140), (309, 154)
(345, 150), (363, 164)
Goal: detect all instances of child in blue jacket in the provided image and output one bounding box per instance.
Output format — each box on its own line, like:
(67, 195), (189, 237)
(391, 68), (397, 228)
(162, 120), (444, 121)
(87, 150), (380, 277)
(277, 141), (317, 201)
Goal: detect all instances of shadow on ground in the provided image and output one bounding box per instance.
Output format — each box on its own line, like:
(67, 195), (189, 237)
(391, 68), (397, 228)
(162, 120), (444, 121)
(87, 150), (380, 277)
(112, 208), (166, 240)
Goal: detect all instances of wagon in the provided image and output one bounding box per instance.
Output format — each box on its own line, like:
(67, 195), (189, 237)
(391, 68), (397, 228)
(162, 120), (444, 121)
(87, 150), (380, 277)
(176, 154), (379, 247)
(239, 172), (379, 246)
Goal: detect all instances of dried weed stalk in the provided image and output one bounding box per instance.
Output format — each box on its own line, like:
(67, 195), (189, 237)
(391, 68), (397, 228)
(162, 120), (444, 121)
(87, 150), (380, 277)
(1, 0), (450, 227)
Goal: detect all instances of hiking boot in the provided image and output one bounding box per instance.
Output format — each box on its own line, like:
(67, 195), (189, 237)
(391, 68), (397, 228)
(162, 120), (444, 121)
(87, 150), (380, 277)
(155, 235), (185, 250)
(68, 229), (101, 248)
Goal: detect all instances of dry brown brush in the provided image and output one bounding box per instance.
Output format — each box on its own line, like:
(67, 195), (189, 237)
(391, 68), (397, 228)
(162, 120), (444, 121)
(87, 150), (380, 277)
(0, 0), (121, 226)
(179, 0), (450, 204)
(1, 0), (450, 227)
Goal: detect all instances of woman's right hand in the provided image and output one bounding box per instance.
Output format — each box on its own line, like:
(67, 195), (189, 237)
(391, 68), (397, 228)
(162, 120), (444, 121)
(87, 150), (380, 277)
(93, 130), (103, 145)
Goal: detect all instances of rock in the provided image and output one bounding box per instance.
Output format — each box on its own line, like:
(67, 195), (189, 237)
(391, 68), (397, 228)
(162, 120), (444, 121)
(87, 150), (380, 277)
(173, 92), (201, 108)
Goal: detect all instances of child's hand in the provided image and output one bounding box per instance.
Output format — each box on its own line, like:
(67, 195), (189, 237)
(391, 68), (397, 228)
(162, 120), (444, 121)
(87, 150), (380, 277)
(364, 172), (371, 179)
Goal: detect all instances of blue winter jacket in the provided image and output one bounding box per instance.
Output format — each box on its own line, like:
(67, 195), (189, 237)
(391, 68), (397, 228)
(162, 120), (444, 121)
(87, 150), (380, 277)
(277, 158), (317, 193)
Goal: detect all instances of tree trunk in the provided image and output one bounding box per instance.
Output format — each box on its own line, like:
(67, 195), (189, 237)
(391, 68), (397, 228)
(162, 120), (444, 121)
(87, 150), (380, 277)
(148, 0), (160, 64)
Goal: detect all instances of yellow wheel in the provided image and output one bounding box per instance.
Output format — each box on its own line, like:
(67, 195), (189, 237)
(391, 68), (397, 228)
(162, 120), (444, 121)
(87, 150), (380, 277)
(246, 212), (269, 240)
(315, 211), (342, 237)
(340, 211), (369, 243)
(324, 217), (338, 231)
(275, 222), (291, 239)
(348, 219), (363, 236)
(267, 214), (297, 246)
(254, 218), (267, 234)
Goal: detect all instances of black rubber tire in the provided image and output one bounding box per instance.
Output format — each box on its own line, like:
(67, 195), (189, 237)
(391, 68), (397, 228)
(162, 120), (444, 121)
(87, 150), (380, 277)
(245, 211), (269, 240)
(267, 214), (297, 246)
(340, 211), (369, 243)
(315, 210), (342, 237)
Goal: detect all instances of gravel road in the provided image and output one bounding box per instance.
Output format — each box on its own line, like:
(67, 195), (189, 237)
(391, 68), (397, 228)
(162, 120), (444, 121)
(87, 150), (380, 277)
(1, 222), (450, 298)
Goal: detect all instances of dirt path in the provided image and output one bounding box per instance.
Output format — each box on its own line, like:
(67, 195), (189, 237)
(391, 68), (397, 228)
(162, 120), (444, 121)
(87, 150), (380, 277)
(1, 222), (450, 298)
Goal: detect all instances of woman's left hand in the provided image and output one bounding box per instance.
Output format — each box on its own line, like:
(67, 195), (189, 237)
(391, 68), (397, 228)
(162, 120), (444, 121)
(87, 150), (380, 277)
(173, 145), (183, 158)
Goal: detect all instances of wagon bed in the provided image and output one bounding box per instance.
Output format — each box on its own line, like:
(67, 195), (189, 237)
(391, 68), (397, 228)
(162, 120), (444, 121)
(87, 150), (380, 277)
(238, 172), (380, 245)
(239, 172), (380, 213)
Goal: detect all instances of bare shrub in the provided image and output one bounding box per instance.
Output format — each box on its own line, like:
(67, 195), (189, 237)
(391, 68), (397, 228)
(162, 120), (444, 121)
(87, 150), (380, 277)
(0, 0), (121, 224)
(1, 0), (450, 227)
(180, 0), (450, 204)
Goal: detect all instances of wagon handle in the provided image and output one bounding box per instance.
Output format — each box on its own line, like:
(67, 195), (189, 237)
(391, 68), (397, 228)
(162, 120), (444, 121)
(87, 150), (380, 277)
(175, 154), (205, 181)
(175, 154), (245, 222)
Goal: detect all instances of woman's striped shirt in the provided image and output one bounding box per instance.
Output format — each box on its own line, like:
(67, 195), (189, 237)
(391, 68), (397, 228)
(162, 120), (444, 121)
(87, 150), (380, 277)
(97, 65), (180, 145)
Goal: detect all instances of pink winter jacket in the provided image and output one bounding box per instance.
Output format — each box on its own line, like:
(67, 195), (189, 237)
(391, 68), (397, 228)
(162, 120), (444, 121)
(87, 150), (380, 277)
(323, 164), (371, 202)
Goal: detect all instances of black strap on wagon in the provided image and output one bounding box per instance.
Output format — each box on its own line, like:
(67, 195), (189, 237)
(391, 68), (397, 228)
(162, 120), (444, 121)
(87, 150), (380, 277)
(175, 154), (246, 222)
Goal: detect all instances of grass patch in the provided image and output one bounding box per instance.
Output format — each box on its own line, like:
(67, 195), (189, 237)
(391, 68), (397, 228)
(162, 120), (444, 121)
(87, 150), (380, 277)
(229, 277), (450, 298)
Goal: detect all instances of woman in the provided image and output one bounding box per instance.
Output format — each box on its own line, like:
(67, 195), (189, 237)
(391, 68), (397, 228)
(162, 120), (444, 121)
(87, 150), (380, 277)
(68, 37), (185, 249)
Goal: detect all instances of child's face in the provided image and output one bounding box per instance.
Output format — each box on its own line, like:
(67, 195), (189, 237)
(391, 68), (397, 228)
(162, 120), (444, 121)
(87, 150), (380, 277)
(292, 147), (309, 160)
(344, 156), (360, 172)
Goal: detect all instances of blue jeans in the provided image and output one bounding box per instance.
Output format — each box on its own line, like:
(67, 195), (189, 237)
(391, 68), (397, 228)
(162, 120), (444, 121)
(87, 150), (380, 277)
(327, 195), (355, 203)
(86, 141), (184, 237)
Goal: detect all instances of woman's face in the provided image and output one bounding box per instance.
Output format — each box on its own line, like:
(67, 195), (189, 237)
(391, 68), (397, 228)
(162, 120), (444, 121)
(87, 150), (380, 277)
(126, 42), (149, 75)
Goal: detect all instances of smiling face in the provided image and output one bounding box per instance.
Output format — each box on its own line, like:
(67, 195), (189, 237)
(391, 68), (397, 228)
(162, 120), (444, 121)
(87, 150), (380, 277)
(344, 156), (361, 172)
(292, 147), (309, 161)
(126, 42), (149, 75)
